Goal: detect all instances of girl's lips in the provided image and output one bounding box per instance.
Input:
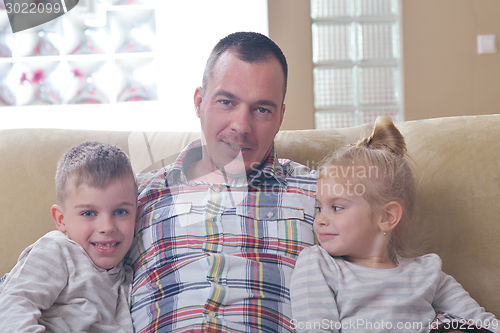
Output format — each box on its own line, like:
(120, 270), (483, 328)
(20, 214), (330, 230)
(318, 233), (338, 241)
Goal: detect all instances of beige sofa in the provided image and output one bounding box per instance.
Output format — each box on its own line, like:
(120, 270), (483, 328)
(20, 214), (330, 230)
(1, 114), (499, 317)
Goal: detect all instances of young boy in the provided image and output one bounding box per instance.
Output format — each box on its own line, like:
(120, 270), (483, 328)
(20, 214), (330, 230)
(0, 141), (137, 333)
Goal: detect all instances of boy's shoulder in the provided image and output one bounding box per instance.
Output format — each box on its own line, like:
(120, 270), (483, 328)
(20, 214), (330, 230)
(20, 230), (66, 254)
(19, 230), (86, 263)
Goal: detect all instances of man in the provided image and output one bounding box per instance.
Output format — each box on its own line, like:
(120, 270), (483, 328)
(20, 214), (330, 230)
(128, 32), (317, 332)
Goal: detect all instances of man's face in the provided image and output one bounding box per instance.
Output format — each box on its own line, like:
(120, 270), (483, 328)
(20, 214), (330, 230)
(194, 51), (285, 179)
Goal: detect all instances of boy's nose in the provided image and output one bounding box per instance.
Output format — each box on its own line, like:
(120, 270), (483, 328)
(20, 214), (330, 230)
(97, 216), (116, 233)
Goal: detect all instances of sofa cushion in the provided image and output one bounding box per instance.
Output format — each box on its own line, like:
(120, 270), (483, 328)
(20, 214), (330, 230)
(397, 115), (500, 316)
(1, 115), (499, 316)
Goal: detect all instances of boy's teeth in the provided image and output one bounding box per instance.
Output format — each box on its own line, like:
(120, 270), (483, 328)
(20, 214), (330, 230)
(93, 242), (117, 249)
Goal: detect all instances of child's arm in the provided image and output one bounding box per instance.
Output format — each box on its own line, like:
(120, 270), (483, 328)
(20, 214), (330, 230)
(0, 234), (68, 332)
(290, 245), (340, 333)
(431, 257), (499, 332)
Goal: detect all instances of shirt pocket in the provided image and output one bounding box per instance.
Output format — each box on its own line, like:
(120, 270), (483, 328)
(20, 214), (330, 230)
(135, 201), (194, 263)
(236, 205), (314, 258)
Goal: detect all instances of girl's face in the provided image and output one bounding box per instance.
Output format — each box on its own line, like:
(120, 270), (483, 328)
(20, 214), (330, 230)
(314, 176), (387, 267)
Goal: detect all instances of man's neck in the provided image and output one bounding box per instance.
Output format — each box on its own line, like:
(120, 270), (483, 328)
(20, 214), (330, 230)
(185, 158), (244, 184)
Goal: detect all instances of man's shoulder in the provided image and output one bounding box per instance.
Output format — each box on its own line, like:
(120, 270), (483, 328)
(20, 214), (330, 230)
(136, 164), (174, 194)
(278, 158), (318, 178)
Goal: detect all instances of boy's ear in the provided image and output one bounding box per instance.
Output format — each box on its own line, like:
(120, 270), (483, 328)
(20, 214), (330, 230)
(378, 201), (403, 233)
(51, 204), (66, 233)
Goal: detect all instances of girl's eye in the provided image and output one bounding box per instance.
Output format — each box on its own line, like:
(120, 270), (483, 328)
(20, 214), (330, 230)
(82, 211), (96, 217)
(114, 209), (128, 216)
(333, 206), (343, 212)
(315, 206), (322, 213)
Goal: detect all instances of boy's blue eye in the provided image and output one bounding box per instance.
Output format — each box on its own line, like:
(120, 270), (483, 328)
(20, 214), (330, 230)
(82, 211), (95, 217)
(115, 209), (128, 216)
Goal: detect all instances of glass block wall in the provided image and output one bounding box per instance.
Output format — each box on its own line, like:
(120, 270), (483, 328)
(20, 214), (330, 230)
(311, 0), (402, 129)
(0, 0), (156, 106)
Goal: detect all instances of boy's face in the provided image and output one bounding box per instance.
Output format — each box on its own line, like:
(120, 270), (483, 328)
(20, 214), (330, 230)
(52, 175), (137, 270)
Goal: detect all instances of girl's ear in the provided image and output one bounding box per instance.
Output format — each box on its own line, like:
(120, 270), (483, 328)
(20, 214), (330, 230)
(52, 204), (67, 233)
(378, 201), (403, 233)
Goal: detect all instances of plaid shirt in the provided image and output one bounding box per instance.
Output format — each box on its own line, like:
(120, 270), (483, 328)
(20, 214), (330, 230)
(128, 139), (317, 333)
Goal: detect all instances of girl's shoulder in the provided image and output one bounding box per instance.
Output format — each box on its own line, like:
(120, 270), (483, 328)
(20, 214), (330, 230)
(401, 253), (443, 270)
(297, 245), (340, 262)
(295, 245), (346, 271)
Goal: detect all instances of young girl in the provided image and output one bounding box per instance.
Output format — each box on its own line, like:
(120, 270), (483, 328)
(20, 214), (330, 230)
(290, 116), (498, 333)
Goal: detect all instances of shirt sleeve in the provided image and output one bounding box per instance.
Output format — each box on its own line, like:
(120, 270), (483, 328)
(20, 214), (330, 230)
(290, 246), (340, 333)
(430, 255), (499, 332)
(0, 234), (69, 333)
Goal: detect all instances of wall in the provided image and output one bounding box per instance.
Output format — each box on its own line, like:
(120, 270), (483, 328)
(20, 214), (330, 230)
(268, 0), (500, 130)
(402, 0), (500, 121)
(268, 0), (315, 130)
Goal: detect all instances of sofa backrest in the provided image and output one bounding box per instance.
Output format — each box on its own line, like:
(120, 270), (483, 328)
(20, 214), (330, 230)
(1, 114), (499, 316)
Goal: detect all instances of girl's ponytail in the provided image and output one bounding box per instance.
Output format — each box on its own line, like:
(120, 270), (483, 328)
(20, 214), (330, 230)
(358, 116), (406, 158)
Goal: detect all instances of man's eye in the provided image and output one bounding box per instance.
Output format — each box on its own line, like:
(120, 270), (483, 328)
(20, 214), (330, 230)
(257, 107), (270, 114)
(219, 100), (231, 106)
(115, 209), (128, 216)
(82, 211), (96, 217)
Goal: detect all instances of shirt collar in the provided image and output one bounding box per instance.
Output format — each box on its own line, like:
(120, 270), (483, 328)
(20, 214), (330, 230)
(166, 139), (287, 188)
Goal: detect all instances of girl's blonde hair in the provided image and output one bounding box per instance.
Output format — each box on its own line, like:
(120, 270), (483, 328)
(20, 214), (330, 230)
(318, 116), (416, 259)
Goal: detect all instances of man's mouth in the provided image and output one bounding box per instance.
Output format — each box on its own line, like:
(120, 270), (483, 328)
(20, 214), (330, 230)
(225, 142), (250, 152)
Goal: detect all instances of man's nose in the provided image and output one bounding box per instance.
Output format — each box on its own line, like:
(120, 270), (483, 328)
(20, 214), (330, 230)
(229, 106), (252, 135)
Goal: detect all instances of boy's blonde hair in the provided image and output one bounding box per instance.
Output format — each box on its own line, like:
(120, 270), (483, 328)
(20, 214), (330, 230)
(318, 116), (416, 259)
(55, 141), (137, 207)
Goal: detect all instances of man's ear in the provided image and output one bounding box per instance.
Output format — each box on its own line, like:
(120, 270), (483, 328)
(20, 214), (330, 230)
(52, 204), (66, 233)
(378, 201), (403, 233)
(194, 87), (203, 118)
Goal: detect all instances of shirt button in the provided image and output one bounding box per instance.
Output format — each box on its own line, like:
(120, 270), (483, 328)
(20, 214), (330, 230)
(154, 214), (160, 220)
(213, 186), (220, 193)
(207, 217), (214, 223)
(266, 212), (274, 218)
(208, 311), (216, 318)
(213, 277), (220, 283)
